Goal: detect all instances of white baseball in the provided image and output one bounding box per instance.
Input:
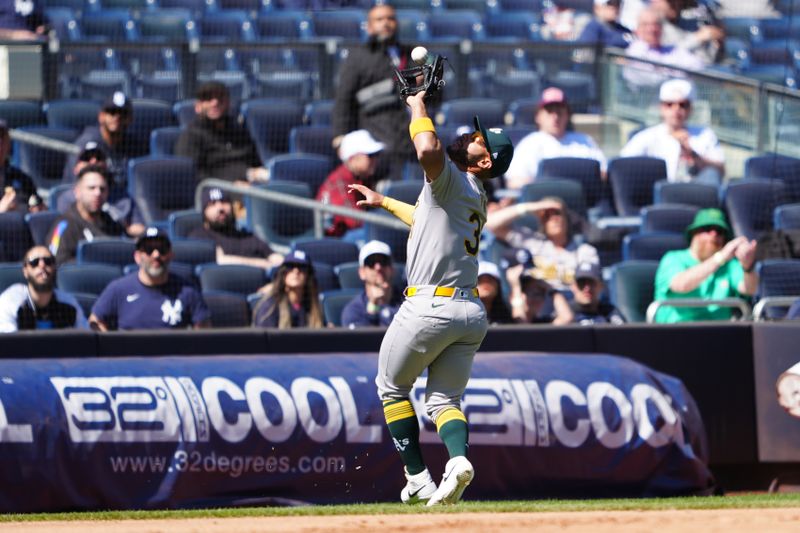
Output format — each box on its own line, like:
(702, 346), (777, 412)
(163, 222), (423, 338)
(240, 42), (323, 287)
(411, 46), (428, 65)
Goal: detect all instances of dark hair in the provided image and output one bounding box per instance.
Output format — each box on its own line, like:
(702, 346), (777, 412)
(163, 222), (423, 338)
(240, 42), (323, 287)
(196, 81), (229, 101)
(76, 163), (111, 183)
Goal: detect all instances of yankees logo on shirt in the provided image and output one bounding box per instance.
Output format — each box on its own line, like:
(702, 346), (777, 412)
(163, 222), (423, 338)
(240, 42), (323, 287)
(160, 299), (183, 326)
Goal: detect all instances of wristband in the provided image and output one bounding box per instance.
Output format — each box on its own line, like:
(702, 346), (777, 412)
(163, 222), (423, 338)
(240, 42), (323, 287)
(409, 117), (435, 141)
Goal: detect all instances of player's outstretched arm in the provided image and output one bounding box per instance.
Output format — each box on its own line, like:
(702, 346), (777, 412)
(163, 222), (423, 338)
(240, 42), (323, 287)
(348, 183), (415, 227)
(406, 91), (445, 181)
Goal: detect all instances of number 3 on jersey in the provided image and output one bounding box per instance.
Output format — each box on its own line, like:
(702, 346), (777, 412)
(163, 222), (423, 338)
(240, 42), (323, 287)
(464, 210), (484, 256)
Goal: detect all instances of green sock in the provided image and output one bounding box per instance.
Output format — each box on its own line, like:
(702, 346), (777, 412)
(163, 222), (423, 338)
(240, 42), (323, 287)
(383, 399), (426, 475)
(436, 408), (469, 458)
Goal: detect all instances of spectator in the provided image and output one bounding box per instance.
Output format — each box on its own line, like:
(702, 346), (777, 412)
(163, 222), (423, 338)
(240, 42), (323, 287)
(332, 4), (415, 182)
(564, 261), (626, 325)
(252, 250), (323, 329)
(0, 0), (46, 40)
(542, 1), (581, 41)
(577, 0), (634, 49)
(89, 227), (211, 330)
(188, 186), (283, 269)
(316, 129), (385, 238)
(0, 245), (88, 331)
(0, 120), (38, 213)
(624, 7), (706, 88)
(58, 140), (145, 237)
(650, 0), (724, 65)
(477, 260), (513, 325)
(486, 197), (599, 292)
(341, 240), (402, 328)
(175, 81), (267, 185)
(48, 165), (126, 266)
(504, 88), (607, 190)
(63, 92), (137, 187)
(654, 208), (757, 323)
(621, 78), (725, 184)
(505, 259), (569, 324)
(715, 0), (780, 19)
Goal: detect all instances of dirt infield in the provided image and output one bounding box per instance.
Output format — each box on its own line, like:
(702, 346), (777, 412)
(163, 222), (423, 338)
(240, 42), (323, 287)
(3, 508), (800, 533)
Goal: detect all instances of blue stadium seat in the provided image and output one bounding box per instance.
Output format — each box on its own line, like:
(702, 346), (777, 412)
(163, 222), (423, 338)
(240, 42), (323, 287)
(172, 239), (216, 266)
(622, 232), (687, 261)
(607, 260), (659, 323)
(242, 98), (305, 160)
(48, 183), (74, 213)
(443, 0), (489, 12)
(320, 288), (362, 327)
(506, 97), (538, 126)
(128, 156), (197, 224)
(202, 290), (251, 328)
(310, 9), (366, 40)
(247, 180), (315, 248)
(265, 153), (334, 197)
(721, 17), (760, 43)
(544, 70), (597, 113)
(495, 0), (544, 11)
(44, 7), (80, 41)
(16, 126), (79, 189)
(57, 263), (122, 296)
(150, 126), (183, 156)
(396, 9), (429, 42)
(102, 0), (150, 10)
(70, 292), (97, 318)
(196, 264), (267, 295)
(537, 156), (603, 209)
(253, 9), (312, 40)
(427, 10), (484, 41)
(722, 178), (785, 240)
(745, 153), (800, 203)
(132, 9), (197, 42)
(0, 100), (45, 128)
(484, 70), (542, 104)
(520, 179), (587, 218)
(0, 213), (33, 262)
(160, 0), (214, 17)
(608, 157), (668, 216)
(334, 261), (362, 289)
(303, 99), (334, 125)
(197, 9), (256, 42)
(292, 238), (359, 267)
(639, 204), (699, 234)
(251, 69), (315, 101)
(437, 97), (505, 128)
(43, 99), (100, 131)
(653, 180), (720, 208)
(756, 259), (800, 319)
(384, 180), (423, 204)
(76, 70), (131, 102)
(389, 0), (433, 9)
(0, 263), (25, 292)
(173, 99), (198, 128)
(130, 99), (176, 156)
(168, 209), (203, 240)
(313, 261), (339, 293)
(364, 212), (410, 263)
(77, 238), (136, 266)
(288, 125), (336, 159)
(25, 211), (61, 246)
(79, 10), (134, 41)
(483, 11), (539, 40)
(774, 203), (800, 230)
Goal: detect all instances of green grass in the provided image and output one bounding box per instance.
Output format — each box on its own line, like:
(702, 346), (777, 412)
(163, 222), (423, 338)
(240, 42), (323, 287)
(2, 494), (800, 522)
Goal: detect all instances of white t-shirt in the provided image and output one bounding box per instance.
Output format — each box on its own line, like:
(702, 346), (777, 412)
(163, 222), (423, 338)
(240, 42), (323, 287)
(620, 123), (725, 182)
(504, 131), (607, 190)
(623, 40), (706, 87)
(0, 284), (89, 332)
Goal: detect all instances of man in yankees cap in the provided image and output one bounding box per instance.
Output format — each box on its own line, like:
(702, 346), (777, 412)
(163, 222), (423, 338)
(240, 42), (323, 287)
(350, 90), (513, 505)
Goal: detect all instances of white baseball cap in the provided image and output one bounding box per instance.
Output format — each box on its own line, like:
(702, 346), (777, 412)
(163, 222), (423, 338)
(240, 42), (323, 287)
(359, 240), (392, 267)
(478, 261), (501, 282)
(339, 129), (386, 162)
(659, 78), (695, 103)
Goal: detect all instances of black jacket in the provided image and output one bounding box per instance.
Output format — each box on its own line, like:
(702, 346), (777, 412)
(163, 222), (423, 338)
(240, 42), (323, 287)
(175, 115), (261, 182)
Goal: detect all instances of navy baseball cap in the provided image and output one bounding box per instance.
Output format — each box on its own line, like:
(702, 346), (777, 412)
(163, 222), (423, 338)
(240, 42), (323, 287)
(135, 226), (171, 250)
(473, 115), (514, 178)
(499, 247), (535, 270)
(78, 141), (107, 161)
(201, 187), (231, 208)
(283, 249), (310, 267)
(102, 91), (132, 114)
(574, 261), (602, 282)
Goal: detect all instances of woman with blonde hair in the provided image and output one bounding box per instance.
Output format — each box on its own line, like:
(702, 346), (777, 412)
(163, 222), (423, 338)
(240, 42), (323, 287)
(252, 250), (324, 329)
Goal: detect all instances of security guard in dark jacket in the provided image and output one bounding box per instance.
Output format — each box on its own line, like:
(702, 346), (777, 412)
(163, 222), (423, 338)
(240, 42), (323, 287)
(332, 4), (415, 182)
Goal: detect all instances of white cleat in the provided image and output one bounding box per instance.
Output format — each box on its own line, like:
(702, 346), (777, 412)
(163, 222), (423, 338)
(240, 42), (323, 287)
(400, 468), (437, 504)
(426, 456), (474, 506)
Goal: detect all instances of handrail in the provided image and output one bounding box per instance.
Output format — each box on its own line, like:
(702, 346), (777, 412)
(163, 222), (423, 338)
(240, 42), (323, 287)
(753, 296), (800, 321)
(646, 298), (752, 323)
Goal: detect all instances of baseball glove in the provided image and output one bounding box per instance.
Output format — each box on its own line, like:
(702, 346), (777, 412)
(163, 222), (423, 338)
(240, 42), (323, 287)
(394, 54), (447, 101)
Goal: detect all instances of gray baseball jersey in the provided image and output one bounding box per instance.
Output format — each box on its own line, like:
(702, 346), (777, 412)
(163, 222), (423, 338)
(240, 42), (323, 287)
(376, 159), (489, 419)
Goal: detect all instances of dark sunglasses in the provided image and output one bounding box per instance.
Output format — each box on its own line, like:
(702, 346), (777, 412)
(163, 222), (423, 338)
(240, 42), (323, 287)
(284, 263), (309, 273)
(103, 107), (130, 116)
(576, 278), (598, 290)
(79, 150), (106, 162)
(663, 100), (691, 110)
(26, 256), (55, 268)
(139, 242), (171, 255)
(693, 225), (724, 235)
(364, 255), (391, 268)
(543, 208), (563, 217)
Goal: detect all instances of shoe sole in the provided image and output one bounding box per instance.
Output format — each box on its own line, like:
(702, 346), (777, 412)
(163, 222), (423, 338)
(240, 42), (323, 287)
(427, 465), (473, 506)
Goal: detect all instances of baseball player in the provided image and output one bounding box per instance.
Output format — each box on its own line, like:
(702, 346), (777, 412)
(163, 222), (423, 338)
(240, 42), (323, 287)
(349, 91), (513, 505)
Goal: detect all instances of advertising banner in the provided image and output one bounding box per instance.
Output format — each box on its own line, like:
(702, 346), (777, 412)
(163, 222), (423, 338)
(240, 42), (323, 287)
(0, 352), (714, 512)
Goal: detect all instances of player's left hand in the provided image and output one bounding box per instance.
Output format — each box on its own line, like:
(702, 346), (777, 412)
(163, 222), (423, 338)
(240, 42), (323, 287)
(348, 183), (384, 207)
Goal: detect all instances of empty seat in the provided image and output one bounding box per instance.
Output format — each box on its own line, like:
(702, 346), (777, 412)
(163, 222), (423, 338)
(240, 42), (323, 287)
(16, 126), (79, 189)
(608, 157), (668, 216)
(172, 239), (216, 267)
(0, 212), (33, 262)
(364, 212), (410, 263)
(313, 261), (339, 293)
(168, 209), (203, 240)
(129, 99), (176, 156)
(507, 97), (539, 126)
(292, 238), (359, 267)
(43, 99), (100, 131)
(0, 100), (45, 128)
(723, 178), (785, 240)
(266, 153), (334, 197)
(202, 290), (251, 328)
(128, 156), (197, 224)
(622, 232), (687, 261)
(745, 153), (800, 203)
(25, 211), (61, 246)
(653, 180), (720, 208)
(0, 263), (25, 293)
(303, 99), (334, 126)
(134, 9), (197, 42)
(150, 126), (183, 156)
(197, 9), (256, 42)
(427, 10), (484, 41)
(757, 259), (800, 319)
(334, 261), (362, 290)
(774, 203), (800, 230)
(520, 179), (586, 218)
(242, 98), (305, 160)
(196, 264), (267, 295)
(288, 125), (336, 159)
(383, 180), (424, 205)
(57, 263), (122, 296)
(437, 97), (505, 128)
(255, 10), (311, 40)
(537, 156), (603, 209)
(247, 180), (315, 248)
(79, 10), (134, 41)
(310, 9), (366, 39)
(320, 288), (362, 327)
(607, 260), (659, 323)
(77, 238), (136, 266)
(640, 203), (699, 234)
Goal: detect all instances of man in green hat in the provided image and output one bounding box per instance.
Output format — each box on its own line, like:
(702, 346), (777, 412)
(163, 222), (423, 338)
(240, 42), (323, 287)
(653, 207), (757, 322)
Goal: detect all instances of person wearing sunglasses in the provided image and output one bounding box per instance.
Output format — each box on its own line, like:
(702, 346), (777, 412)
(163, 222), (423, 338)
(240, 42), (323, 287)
(653, 208), (757, 323)
(89, 228), (211, 331)
(341, 240), (402, 329)
(561, 261), (626, 325)
(0, 246), (88, 332)
(621, 78), (724, 184)
(252, 250), (324, 329)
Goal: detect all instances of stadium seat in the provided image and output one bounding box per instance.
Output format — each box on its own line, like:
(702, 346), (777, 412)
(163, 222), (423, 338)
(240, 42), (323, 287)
(171, 239), (216, 267)
(334, 261), (362, 290)
(253, 9), (312, 41)
(320, 288), (361, 327)
(437, 98), (505, 128)
(173, 99), (198, 128)
(484, 70), (542, 104)
(607, 260), (659, 323)
(242, 98), (305, 160)
(264, 150), (333, 195)
(495, 0), (544, 11)
(608, 157), (668, 217)
(77, 238), (136, 266)
(56, 263), (123, 296)
(292, 238), (359, 267)
(70, 292), (97, 318)
(129, 99), (177, 157)
(288, 125), (336, 159)
(427, 10), (485, 41)
(196, 264), (267, 295)
(537, 157), (603, 209)
(303, 99), (334, 126)
(622, 232), (687, 261)
(544, 70), (597, 113)
(383, 180), (424, 205)
(310, 9), (366, 40)
(202, 290), (251, 328)
(774, 203), (800, 230)
(0, 212), (32, 262)
(0, 100), (45, 128)
(520, 179), (587, 218)
(197, 9), (256, 42)
(756, 259), (800, 319)
(43, 99), (100, 131)
(722, 178), (785, 240)
(247, 180), (315, 248)
(653, 180), (720, 208)
(396, 9), (429, 42)
(0, 263), (24, 292)
(76, 70), (131, 102)
(745, 153), (800, 203)
(150, 126), (183, 156)
(168, 209), (203, 240)
(48, 184), (74, 214)
(313, 261), (339, 293)
(251, 69), (315, 101)
(128, 156), (197, 224)
(483, 11), (539, 40)
(160, 0), (213, 17)
(365, 212), (410, 263)
(133, 9), (197, 42)
(15, 126), (78, 190)
(639, 204), (699, 234)
(25, 211), (61, 246)
(79, 10), (134, 42)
